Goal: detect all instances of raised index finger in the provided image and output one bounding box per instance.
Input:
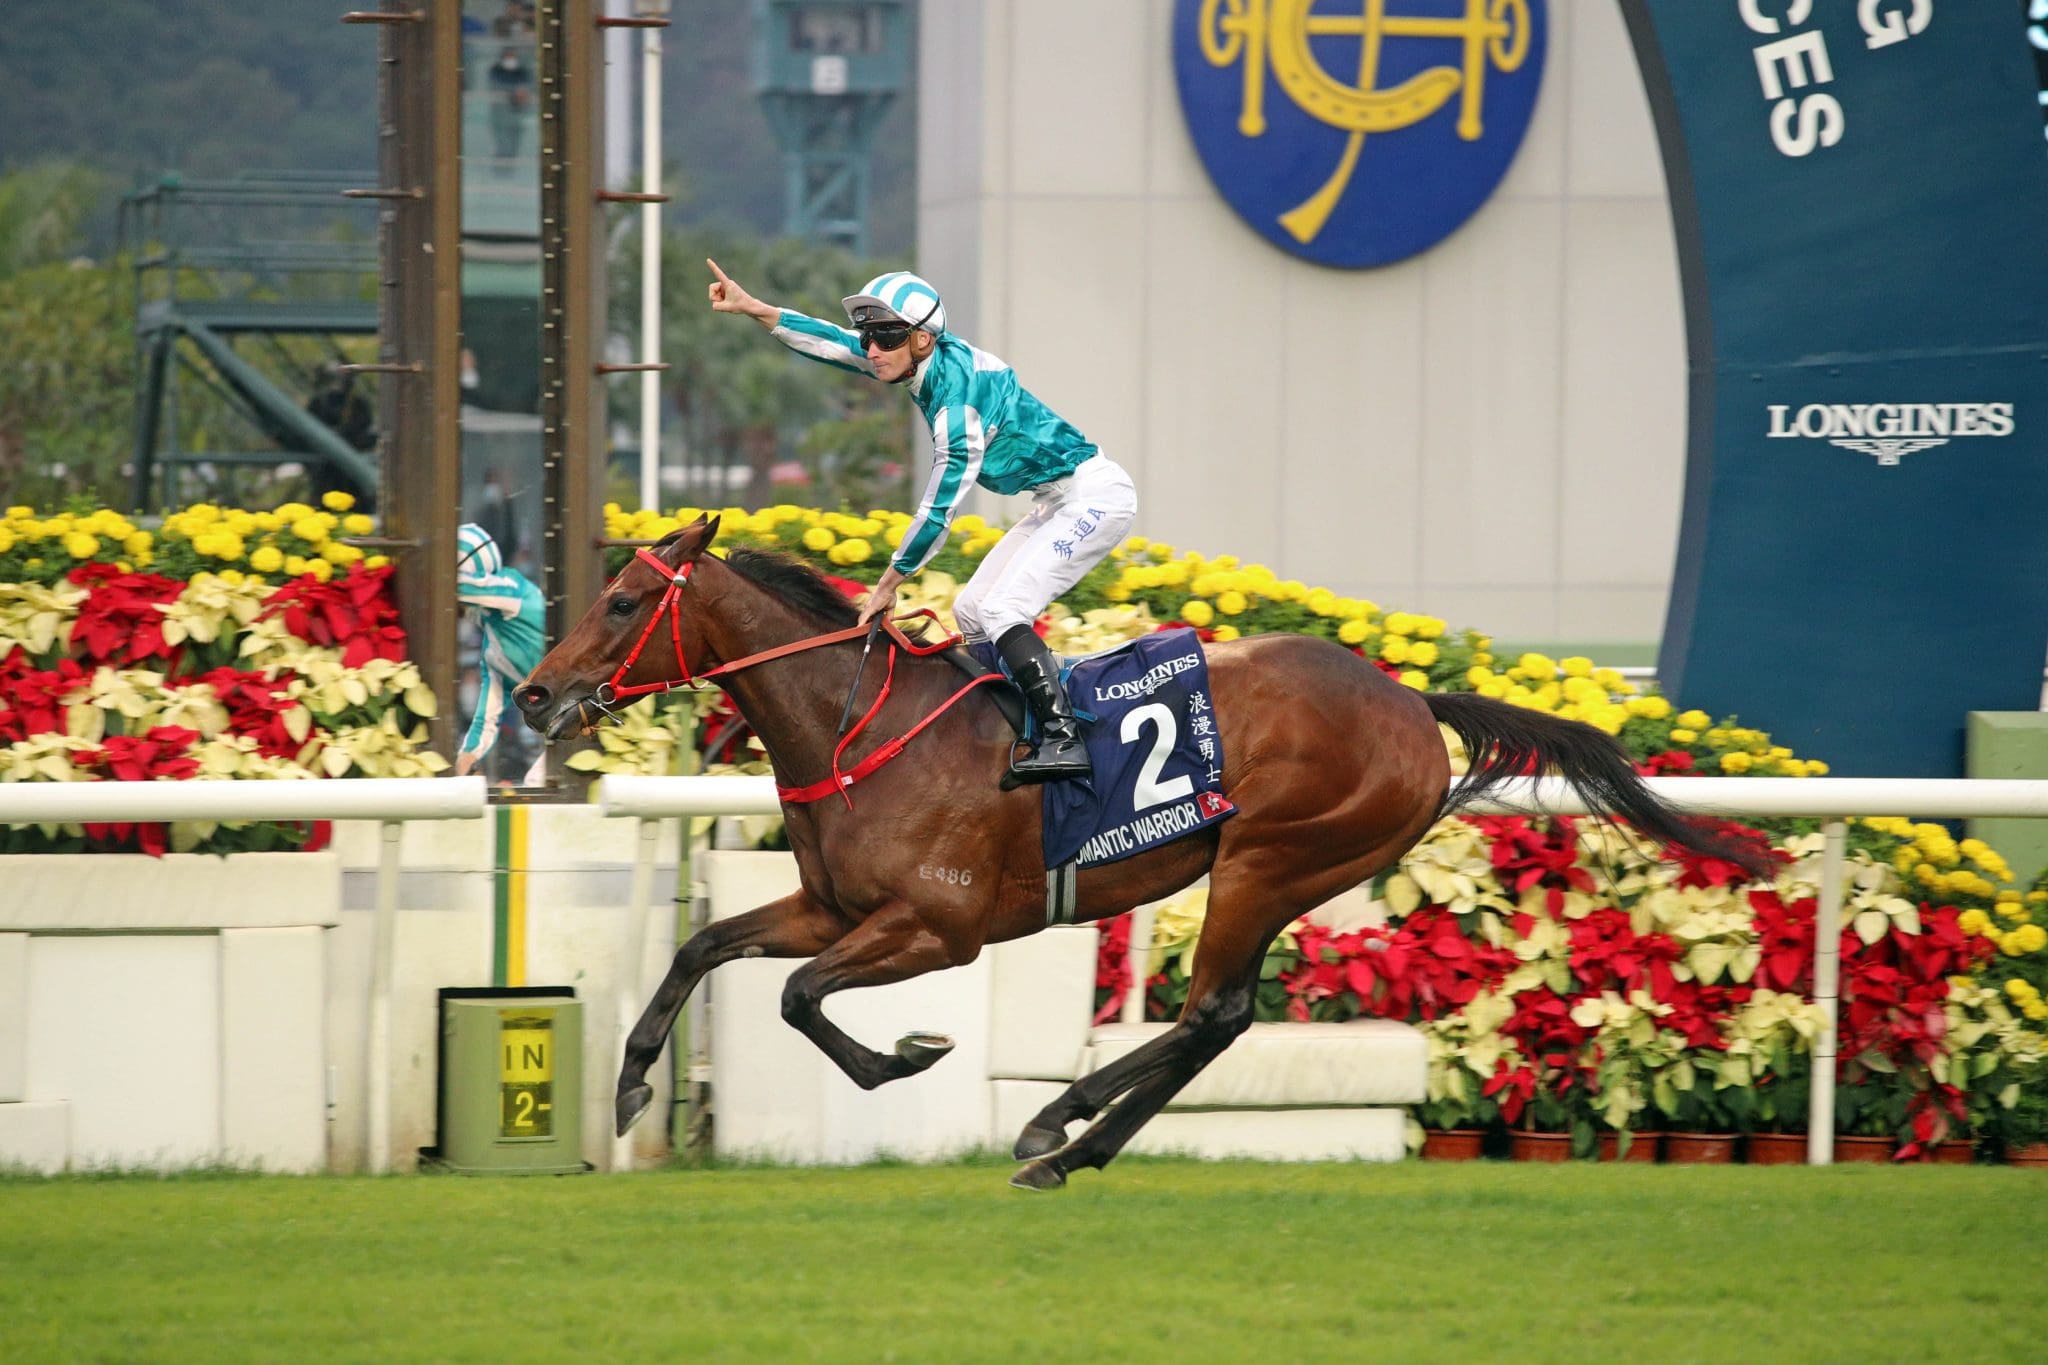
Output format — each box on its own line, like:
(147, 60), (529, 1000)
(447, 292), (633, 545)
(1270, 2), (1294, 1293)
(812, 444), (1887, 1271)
(706, 257), (733, 286)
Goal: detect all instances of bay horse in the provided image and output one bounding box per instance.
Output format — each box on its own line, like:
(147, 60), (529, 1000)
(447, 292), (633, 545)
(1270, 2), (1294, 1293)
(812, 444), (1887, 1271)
(516, 516), (1769, 1189)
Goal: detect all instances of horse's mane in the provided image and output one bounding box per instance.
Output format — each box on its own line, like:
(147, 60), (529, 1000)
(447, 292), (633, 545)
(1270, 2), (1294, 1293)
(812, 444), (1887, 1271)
(722, 547), (860, 626)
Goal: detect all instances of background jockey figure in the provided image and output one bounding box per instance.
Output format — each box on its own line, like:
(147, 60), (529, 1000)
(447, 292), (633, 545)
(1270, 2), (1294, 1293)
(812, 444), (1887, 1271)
(706, 258), (1137, 784)
(455, 521), (546, 780)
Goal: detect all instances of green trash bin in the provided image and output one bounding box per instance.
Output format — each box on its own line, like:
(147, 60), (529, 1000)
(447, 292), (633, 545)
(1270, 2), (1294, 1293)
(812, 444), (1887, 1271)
(425, 987), (589, 1175)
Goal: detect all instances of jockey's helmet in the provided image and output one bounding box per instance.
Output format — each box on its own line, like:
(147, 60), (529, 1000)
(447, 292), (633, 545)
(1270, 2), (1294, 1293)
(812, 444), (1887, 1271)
(842, 271), (946, 338)
(456, 522), (503, 576)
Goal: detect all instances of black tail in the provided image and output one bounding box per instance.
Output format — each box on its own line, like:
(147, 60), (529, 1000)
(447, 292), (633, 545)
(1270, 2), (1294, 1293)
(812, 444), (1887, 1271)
(1425, 691), (1776, 882)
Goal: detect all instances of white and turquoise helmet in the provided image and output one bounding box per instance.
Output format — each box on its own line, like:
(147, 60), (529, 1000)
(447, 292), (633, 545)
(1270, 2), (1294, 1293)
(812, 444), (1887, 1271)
(456, 522), (503, 576)
(842, 271), (946, 335)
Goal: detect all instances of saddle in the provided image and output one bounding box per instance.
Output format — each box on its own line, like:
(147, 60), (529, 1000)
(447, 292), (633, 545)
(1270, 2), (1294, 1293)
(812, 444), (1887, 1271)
(942, 643), (1027, 736)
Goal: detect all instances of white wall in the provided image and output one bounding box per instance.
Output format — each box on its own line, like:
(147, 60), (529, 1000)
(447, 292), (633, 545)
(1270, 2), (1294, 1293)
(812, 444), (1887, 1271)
(919, 0), (1684, 646)
(0, 811), (682, 1176)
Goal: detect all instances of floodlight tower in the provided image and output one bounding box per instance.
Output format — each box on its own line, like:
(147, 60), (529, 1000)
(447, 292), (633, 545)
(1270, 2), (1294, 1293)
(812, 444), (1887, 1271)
(751, 0), (909, 252)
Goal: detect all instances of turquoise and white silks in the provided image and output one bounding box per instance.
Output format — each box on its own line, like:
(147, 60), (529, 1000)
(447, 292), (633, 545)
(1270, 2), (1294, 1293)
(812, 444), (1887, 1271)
(769, 308), (1105, 574)
(455, 522), (546, 765)
(769, 306), (1135, 639)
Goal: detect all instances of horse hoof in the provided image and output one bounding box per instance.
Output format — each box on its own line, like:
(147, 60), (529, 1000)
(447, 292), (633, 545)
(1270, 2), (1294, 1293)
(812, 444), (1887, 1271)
(1009, 1159), (1066, 1192)
(1012, 1123), (1066, 1161)
(615, 1083), (654, 1137)
(894, 1031), (955, 1071)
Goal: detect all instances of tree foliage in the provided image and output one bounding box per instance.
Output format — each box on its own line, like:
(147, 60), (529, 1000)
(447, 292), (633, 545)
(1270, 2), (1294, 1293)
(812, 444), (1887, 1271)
(0, 255), (133, 506)
(612, 224), (917, 511)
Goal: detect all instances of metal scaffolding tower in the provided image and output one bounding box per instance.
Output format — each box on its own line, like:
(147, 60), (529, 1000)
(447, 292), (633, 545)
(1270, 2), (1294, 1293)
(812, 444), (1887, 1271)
(751, 0), (909, 252)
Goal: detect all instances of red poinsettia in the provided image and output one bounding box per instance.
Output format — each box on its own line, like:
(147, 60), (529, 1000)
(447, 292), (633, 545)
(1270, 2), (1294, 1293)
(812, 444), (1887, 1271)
(1640, 748), (1696, 775)
(1667, 818), (1780, 889)
(1472, 815), (1596, 897)
(66, 564), (187, 666)
(0, 654), (89, 742)
(1483, 1058), (1538, 1125)
(1750, 889), (1816, 993)
(190, 666), (308, 760)
(75, 725), (203, 857)
(259, 565), (408, 667)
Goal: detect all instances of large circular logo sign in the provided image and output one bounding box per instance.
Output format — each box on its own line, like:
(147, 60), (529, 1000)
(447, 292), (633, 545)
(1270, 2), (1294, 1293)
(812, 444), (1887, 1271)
(1173, 0), (1548, 268)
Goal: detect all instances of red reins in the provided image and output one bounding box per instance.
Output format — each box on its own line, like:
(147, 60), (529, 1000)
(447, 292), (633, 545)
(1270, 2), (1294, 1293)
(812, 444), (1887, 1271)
(598, 546), (1004, 809)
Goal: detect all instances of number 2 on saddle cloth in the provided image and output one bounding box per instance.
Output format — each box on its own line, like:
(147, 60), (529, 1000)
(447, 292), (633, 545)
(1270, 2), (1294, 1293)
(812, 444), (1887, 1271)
(996, 629), (1237, 881)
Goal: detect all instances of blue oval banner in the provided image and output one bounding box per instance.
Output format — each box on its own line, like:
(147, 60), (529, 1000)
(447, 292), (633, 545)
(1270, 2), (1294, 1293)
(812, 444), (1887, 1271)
(1172, 0), (1548, 268)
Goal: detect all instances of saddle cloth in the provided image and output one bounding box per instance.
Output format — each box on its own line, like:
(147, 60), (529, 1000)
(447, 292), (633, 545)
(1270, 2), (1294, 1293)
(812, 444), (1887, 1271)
(1041, 628), (1235, 870)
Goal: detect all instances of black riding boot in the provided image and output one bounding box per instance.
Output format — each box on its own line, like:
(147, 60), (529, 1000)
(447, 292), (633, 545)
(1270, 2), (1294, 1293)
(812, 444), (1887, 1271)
(997, 625), (1091, 784)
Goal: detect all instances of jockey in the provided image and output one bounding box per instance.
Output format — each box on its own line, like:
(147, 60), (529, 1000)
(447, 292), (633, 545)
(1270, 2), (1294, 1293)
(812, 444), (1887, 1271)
(706, 259), (1136, 785)
(455, 522), (546, 779)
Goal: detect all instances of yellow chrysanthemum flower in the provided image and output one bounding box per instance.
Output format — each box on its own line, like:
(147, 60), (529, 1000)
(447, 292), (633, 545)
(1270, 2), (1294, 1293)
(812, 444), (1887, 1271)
(1211, 624), (1240, 642)
(1180, 599), (1214, 628)
(322, 491), (356, 512)
(1407, 640), (1439, 668)
(1337, 618), (1369, 646)
(802, 526), (836, 552)
(63, 532), (99, 559)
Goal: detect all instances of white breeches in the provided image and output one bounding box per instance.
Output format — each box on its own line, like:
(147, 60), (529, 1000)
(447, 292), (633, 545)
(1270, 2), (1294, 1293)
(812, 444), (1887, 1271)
(952, 454), (1138, 642)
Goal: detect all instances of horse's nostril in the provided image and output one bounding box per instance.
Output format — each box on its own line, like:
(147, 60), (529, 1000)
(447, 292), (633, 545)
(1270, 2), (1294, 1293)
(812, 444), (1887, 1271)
(519, 684), (551, 713)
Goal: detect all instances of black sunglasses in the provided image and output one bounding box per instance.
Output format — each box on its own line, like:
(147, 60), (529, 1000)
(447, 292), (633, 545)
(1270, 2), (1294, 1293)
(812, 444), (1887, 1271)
(851, 295), (939, 353)
(856, 320), (917, 352)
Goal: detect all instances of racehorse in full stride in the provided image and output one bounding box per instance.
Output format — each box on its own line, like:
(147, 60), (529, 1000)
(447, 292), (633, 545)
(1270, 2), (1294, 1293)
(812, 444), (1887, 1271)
(516, 516), (1770, 1189)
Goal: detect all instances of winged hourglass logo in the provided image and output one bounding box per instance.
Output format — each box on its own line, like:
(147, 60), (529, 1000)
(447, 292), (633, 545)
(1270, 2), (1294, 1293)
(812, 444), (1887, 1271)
(1198, 0), (1533, 243)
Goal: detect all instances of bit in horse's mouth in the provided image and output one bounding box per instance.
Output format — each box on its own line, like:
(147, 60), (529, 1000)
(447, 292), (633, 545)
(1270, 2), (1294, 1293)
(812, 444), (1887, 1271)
(543, 700), (590, 742)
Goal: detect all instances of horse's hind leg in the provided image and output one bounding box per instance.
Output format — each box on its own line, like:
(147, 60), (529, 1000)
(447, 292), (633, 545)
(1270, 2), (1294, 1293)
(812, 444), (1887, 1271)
(1011, 972), (1259, 1189)
(615, 891), (845, 1136)
(1011, 888), (1278, 1189)
(778, 901), (967, 1090)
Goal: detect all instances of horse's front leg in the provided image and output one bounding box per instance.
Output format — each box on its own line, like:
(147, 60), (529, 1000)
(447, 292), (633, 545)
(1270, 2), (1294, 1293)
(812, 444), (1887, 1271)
(778, 901), (967, 1090)
(616, 891), (847, 1136)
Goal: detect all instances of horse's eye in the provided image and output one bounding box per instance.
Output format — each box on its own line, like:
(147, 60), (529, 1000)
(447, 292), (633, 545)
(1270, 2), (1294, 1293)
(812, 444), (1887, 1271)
(609, 595), (638, 617)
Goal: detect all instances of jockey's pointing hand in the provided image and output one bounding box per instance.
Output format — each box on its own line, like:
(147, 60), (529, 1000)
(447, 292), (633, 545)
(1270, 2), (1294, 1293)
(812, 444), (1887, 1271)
(706, 258), (775, 325)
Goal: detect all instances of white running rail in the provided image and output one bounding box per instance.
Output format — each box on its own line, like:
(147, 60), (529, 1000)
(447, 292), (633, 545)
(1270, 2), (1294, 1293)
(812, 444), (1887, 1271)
(597, 774), (2048, 1166)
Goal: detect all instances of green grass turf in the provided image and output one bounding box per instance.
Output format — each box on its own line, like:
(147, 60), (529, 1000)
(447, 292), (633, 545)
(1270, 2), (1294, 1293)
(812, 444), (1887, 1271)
(1, 1158), (2037, 1363)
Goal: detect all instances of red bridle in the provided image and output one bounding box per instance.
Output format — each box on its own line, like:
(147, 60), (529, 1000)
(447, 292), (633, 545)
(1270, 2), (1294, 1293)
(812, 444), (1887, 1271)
(592, 546), (1004, 807)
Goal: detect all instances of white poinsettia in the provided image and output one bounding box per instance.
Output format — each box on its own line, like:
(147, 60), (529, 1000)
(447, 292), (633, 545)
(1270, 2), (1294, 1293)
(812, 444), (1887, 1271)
(1634, 883), (1760, 984)
(155, 573), (268, 648)
(313, 711), (448, 778)
(0, 579), (86, 657)
(234, 615), (338, 670)
(0, 733), (95, 784)
(1382, 818), (1515, 932)
(565, 697), (689, 778)
(1774, 836), (1921, 945)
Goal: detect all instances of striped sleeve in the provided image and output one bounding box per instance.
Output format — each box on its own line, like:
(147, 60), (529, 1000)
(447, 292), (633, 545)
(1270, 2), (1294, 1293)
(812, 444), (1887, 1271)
(460, 662), (507, 761)
(893, 403), (985, 575)
(769, 308), (875, 377)
(457, 570), (532, 618)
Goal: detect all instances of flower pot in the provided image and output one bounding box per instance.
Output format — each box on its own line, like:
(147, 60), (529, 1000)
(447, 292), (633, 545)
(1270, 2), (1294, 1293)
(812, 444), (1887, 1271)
(1927, 1140), (1974, 1165)
(1662, 1133), (1738, 1164)
(1831, 1134), (1895, 1164)
(2006, 1143), (2048, 1168)
(1420, 1129), (1487, 1161)
(1745, 1132), (1811, 1166)
(1596, 1130), (1662, 1163)
(1508, 1131), (1573, 1163)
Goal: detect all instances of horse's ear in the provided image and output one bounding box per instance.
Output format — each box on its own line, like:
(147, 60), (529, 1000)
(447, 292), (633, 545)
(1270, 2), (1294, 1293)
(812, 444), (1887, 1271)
(652, 513), (720, 564)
